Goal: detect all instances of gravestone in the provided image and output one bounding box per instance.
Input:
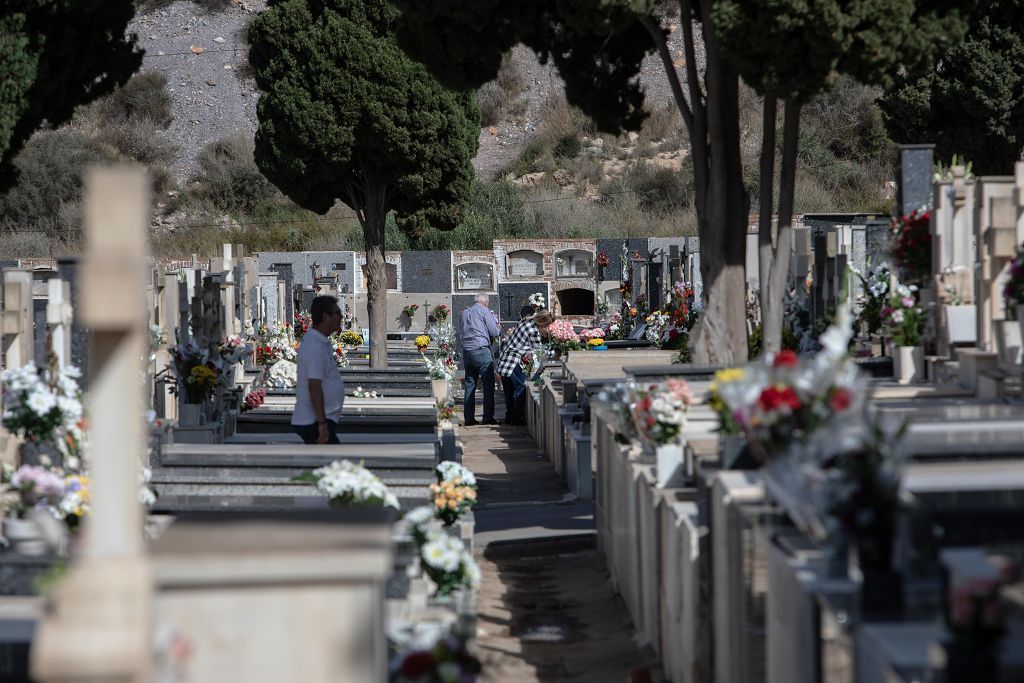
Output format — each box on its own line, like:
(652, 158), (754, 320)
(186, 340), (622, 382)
(596, 238), (649, 282)
(268, 263), (294, 321)
(454, 262), (495, 292)
(55, 258), (88, 382)
(32, 298), (47, 369)
(498, 282), (548, 322)
(401, 251), (452, 293)
(896, 144), (935, 216)
(505, 249), (545, 278)
(259, 273), (279, 325)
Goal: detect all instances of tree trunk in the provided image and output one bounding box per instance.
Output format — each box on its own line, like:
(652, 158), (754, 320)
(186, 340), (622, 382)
(361, 183), (389, 369)
(760, 100), (801, 354)
(757, 95), (778, 356)
(689, 7), (749, 365)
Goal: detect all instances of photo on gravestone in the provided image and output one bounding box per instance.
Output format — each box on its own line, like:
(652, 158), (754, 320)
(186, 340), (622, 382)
(497, 282), (549, 322)
(455, 262), (494, 292)
(401, 251), (452, 293)
(505, 249), (545, 278)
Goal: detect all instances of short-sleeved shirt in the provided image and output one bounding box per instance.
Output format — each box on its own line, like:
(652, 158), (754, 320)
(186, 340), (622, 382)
(291, 328), (345, 425)
(497, 319), (542, 376)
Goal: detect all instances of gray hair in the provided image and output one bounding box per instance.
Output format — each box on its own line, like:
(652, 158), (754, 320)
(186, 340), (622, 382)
(474, 294), (490, 305)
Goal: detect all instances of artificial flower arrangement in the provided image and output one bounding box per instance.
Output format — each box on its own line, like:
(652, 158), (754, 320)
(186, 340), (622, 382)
(293, 459), (399, 509)
(266, 359), (298, 389)
(2, 465), (65, 520)
(579, 328), (605, 342)
(402, 304), (420, 319)
(390, 633), (481, 683)
(414, 334), (432, 352)
(432, 323), (456, 356)
(429, 462), (478, 526)
(329, 334), (350, 368)
(596, 379), (642, 444)
(707, 367), (746, 435)
(713, 306), (865, 462)
(418, 528), (481, 597)
(339, 329), (364, 347)
(293, 311), (312, 340)
(630, 378), (694, 446)
(602, 314), (623, 341)
(882, 281), (924, 348)
(431, 304), (449, 323)
(435, 401), (455, 422)
(1002, 241), (1024, 313)
(423, 354), (457, 381)
(850, 263), (891, 337)
(596, 251), (609, 268)
(545, 319), (581, 353)
(586, 338), (606, 348)
(353, 386), (382, 399)
(254, 322), (297, 365)
(528, 292), (545, 309)
(0, 363), (85, 460)
(890, 208), (931, 285)
(242, 388), (266, 412)
(218, 335), (247, 364)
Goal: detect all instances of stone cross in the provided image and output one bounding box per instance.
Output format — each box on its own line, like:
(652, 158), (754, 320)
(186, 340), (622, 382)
(2, 269), (32, 371)
(32, 166), (152, 682)
(46, 278), (73, 369)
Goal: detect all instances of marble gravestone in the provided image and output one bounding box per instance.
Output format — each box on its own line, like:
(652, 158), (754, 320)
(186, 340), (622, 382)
(454, 262), (494, 292)
(55, 257), (88, 383)
(402, 251), (452, 294)
(505, 249), (545, 279)
(596, 238), (649, 282)
(498, 282), (548, 322)
(32, 298), (47, 369)
(268, 263), (294, 321)
(896, 144), (936, 216)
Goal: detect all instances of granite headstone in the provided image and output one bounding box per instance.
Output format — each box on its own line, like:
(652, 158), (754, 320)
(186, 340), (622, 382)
(896, 144), (935, 216)
(401, 251), (452, 293)
(497, 282), (548, 322)
(596, 238), (649, 282)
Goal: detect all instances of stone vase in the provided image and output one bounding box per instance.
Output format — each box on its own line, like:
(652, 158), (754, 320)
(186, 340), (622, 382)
(655, 442), (685, 488)
(431, 378), (449, 401)
(179, 402), (202, 427)
(893, 345), (924, 384)
(3, 517), (47, 556)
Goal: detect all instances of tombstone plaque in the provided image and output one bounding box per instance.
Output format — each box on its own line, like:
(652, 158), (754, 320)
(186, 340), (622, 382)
(455, 263), (494, 291)
(506, 250), (544, 278)
(555, 250), (594, 278)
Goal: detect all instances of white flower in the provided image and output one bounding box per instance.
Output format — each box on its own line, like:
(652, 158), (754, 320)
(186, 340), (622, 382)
(27, 390), (57, 416)
(464, 555), (481, 587)
(405, 505), (434, 527)
(890, 309), (904, 324)
(422, 536), (461, 572)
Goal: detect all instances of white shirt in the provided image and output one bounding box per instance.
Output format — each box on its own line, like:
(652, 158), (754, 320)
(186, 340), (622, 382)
(291, 328), (345, 425)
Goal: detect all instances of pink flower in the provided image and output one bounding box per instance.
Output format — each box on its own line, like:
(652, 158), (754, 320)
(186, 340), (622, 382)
(901, 296), (914, 307)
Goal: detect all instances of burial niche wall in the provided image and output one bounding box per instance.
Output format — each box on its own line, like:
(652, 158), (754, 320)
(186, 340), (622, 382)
(556, 288), (595, 316)
(555, 249), (594, 279)
(455, 262), (495, 291)
(505, 249), (545, 278)
(359, 262), (398, 291)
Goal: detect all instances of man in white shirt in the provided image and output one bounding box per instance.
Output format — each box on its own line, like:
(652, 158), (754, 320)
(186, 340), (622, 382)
(291, 296), (345, 444)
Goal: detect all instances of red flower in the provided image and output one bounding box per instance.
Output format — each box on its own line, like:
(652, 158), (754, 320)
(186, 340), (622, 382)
(758, 385), (801, 412)
(828, 387), (853, 412)
(400, 651), (436, 677)
(772, 350), (799, 369)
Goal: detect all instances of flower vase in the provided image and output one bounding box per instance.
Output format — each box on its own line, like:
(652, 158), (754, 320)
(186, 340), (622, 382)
(179, 402), (202, 427)
(431, 378), (449, 401)
(3, 517), (47, 556)
(893, 345), (923, 384)
(18, 440), (61, 468)
(655, 442), (686, 488)
(945, 644), (999, 683)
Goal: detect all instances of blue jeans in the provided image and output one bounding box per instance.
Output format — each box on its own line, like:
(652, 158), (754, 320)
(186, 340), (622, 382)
(463, 347), (495, 422)
(503, 366), (527, 424)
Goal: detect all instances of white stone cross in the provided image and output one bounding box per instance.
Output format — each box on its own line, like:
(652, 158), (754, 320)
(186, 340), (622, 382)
(46, 278), (72, 369)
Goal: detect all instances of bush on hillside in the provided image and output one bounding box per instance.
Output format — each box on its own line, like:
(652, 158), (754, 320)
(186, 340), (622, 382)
(188, 133), (278, 214)
(553, 134), (583, 160)
(413, 180), (538, 250)
(95, 71), (173, 128)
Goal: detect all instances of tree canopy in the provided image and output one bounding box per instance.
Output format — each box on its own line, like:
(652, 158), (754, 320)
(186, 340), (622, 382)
(0, 0), (140, 189)
(880, 0), (1024, 175)
(248, 0), (479, 366)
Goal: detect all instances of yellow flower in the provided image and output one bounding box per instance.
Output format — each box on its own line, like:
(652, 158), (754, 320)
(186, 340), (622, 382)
(447, 499), (459, 510)
(714, 367), (745, 384)
(414, 335), (432, 349)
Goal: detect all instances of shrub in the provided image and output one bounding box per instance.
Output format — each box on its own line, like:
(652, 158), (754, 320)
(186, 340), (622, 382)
(188, 133), (278, 214)
(476, 55), (527, 127)
(413, 180), (537, 250)
(95, 71), (173, 129)
(0, 129), (116, 239)
(477, 82), (506, 128)
(553, 134), (582, 160)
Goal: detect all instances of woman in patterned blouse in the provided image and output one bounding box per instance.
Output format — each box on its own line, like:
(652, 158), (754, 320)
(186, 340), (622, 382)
(497, 309), (554, 425)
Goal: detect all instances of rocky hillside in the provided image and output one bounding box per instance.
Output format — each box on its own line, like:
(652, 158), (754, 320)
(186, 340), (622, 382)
(129, 1), (692, 182)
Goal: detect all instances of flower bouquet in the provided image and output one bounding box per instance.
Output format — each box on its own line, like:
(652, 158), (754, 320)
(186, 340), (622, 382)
(339, 329), (364, 347)
(429, 462), (478, 526)
(402, 304), (420, 319)
(851, 263), (890, 338)
(419, 529), (481, 597)
(2, 465), (66, 519)
(293, 311), (312, 340)
(242, 388), (266, 412)
(630, 379), (694, 446)
(882, 282), (923, 347)
(293, 459), (399, 509)
(430, 304), (449, 323)
(414, 334), (432, 352)
(435, 401), (455, 423)
(423, 354), (456, 381)
(579, 328), (605, 342)
(353, 386), (382, 399)
(0, 363), (85, 461)
(254, 322), (296, 365)
(890, 208), (931, 285)
(528, 292), (545, 309)
(217, 335), (247, 365)
(391, 634), (482, 683)
(546, 319), (581, 354)
(596, 251), (609, 268)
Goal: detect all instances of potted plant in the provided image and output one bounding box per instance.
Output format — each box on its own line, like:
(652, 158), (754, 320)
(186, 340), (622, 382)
(630, 378), (694, 487)
(423, 353), (455, 400)
(414, 334), (432, 354)
(339, 329), (364, 349)
(883, 282), (924, 384)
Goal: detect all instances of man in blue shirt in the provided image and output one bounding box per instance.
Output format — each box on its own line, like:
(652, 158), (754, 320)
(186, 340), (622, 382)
(459, 294), (500, 426)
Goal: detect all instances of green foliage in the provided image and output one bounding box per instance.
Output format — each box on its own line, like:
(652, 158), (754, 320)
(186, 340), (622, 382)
(553, 134), (583, 160)
(188, 133), (278, 215)
(248, 0), (479, 235)
(412, 180), (538, 250)
(0, 0), (141, 189)
(880, 1), (1024, 175)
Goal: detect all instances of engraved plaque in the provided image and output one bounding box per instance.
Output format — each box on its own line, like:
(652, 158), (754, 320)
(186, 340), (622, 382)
(506, 250), (544, 277)
(456, 263), (493, 291)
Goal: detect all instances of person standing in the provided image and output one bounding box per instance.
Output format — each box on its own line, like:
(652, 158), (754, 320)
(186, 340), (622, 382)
(292, 296), (345, 444)
(496, 309), (554, 426)
(459, 293), (500, 426)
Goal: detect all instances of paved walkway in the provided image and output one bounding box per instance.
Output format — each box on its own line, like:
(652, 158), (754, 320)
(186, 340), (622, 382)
(460, 414), (662, 682)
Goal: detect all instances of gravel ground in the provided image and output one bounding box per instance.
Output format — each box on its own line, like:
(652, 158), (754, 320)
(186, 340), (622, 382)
(130, 2), (695, 182)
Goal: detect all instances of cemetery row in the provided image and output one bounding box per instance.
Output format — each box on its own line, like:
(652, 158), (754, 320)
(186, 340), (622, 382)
(523, 154), (1024, 683)
(0, 167), (481, 682)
